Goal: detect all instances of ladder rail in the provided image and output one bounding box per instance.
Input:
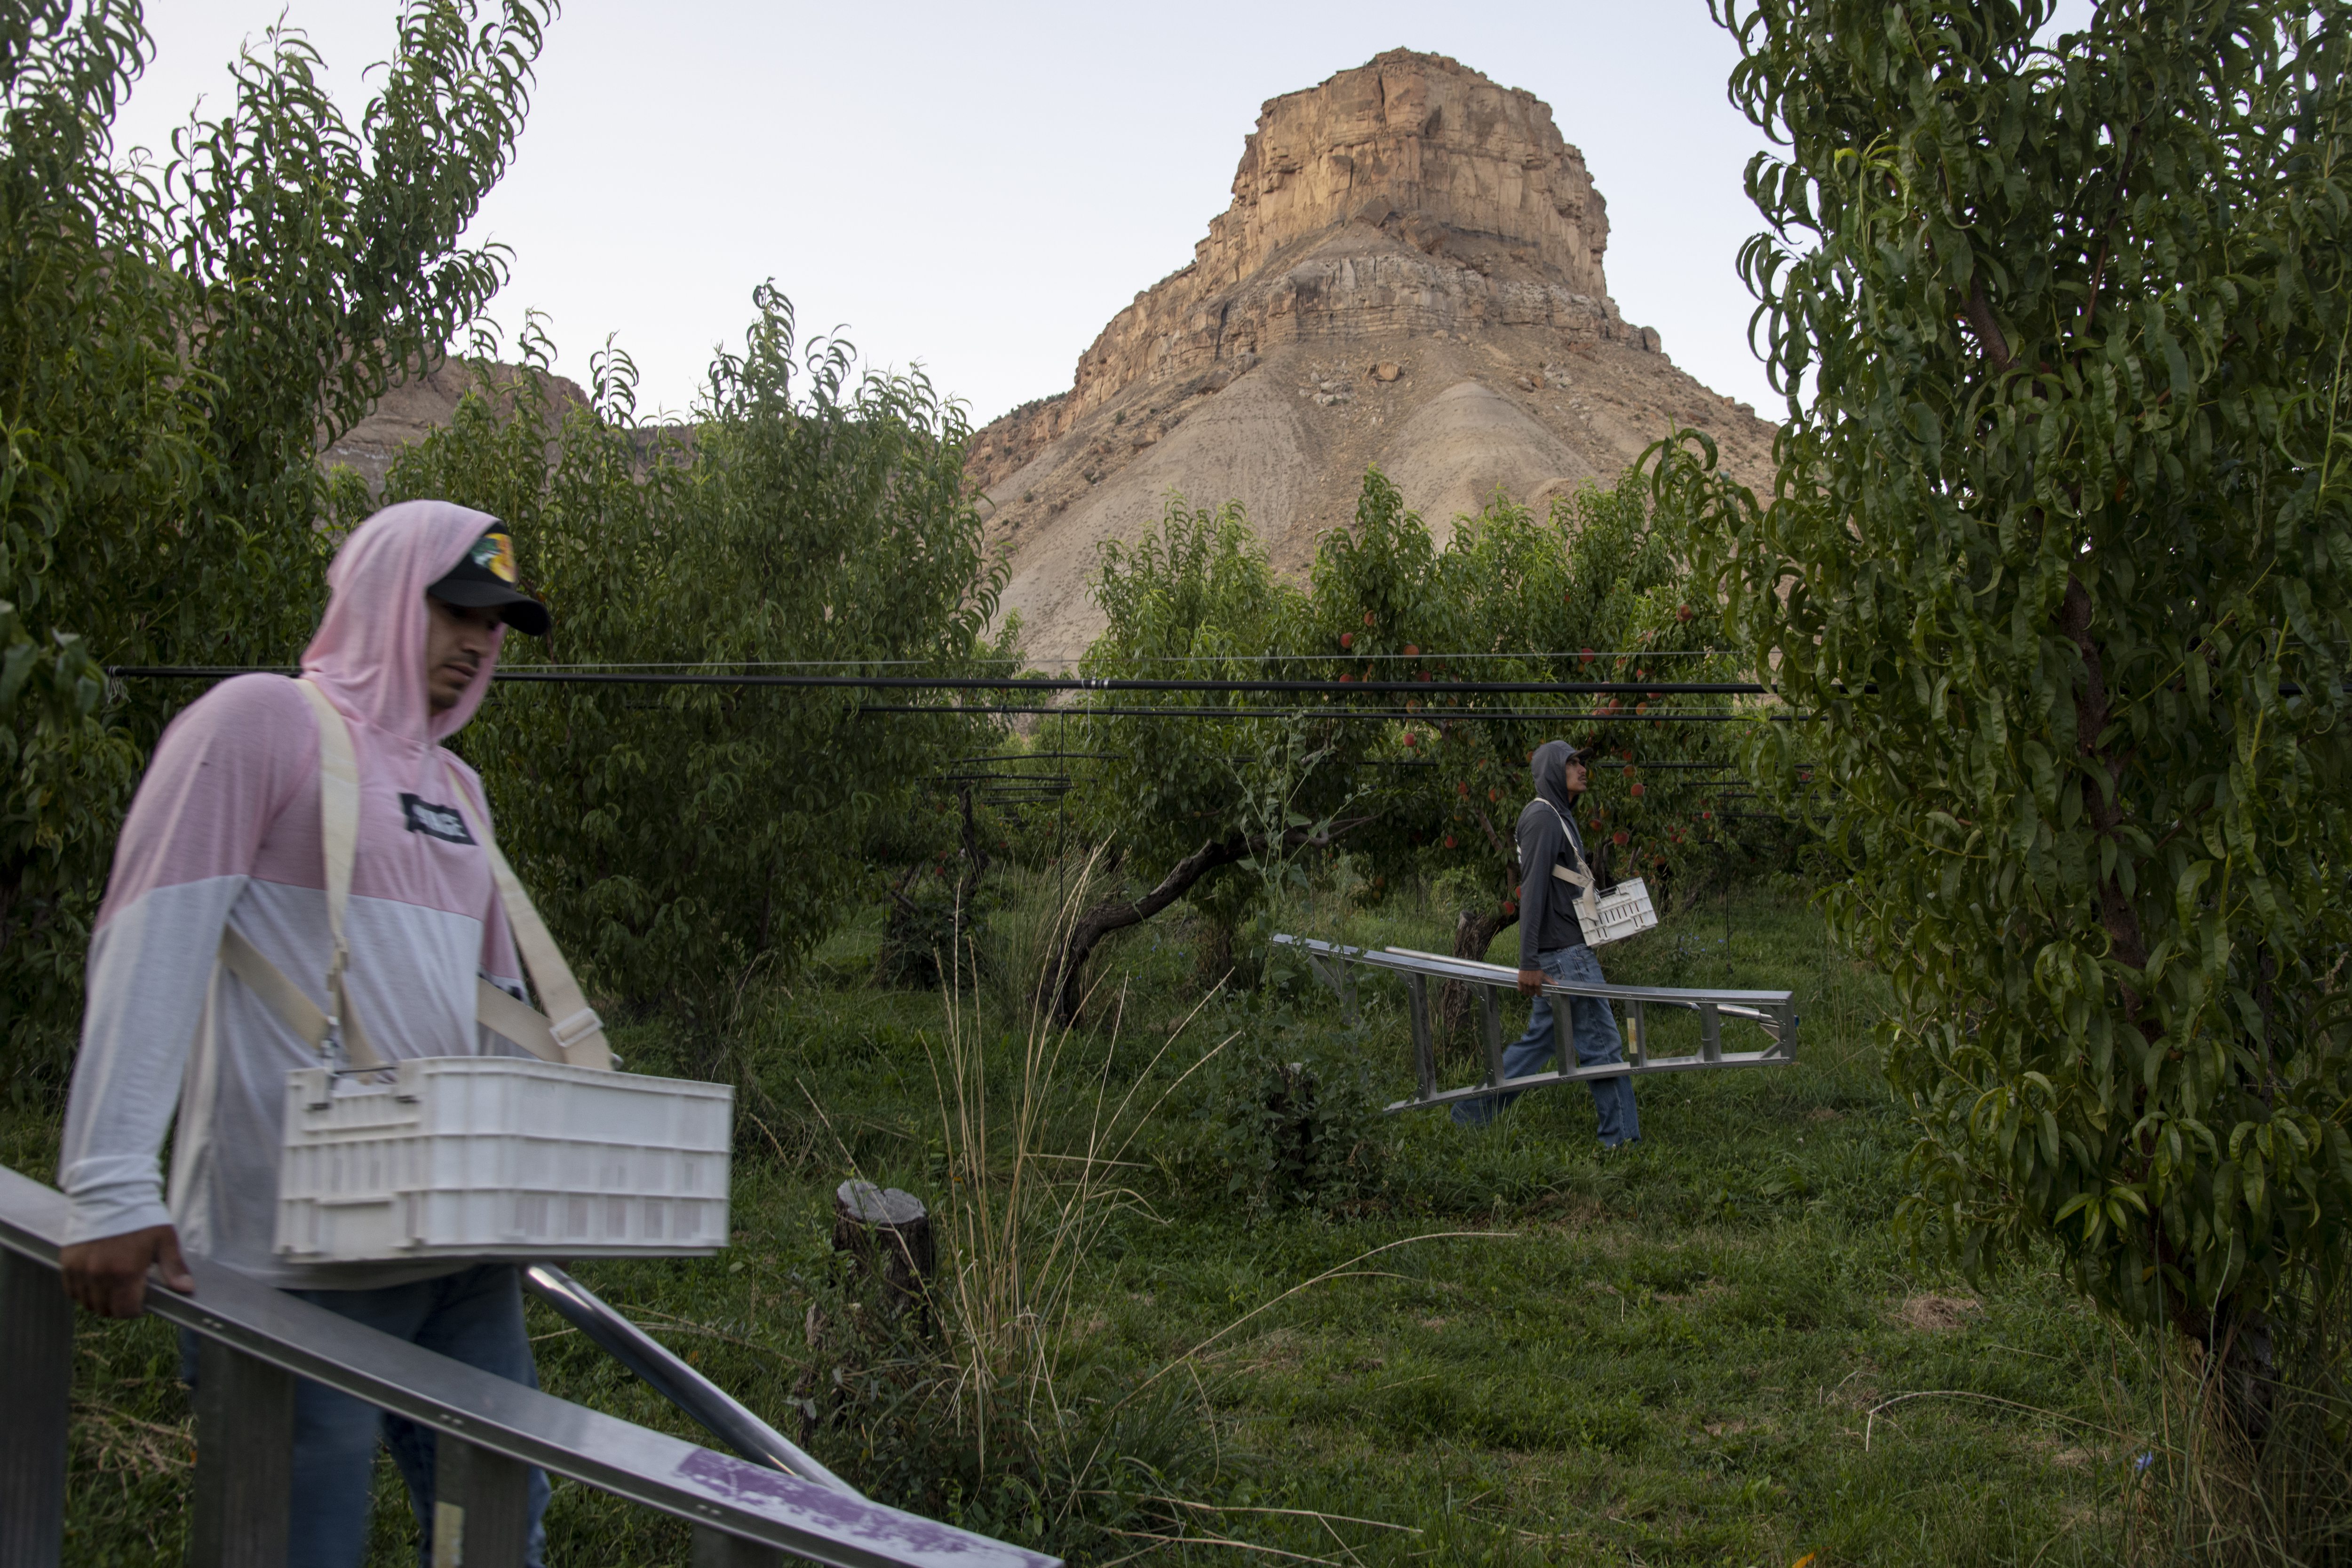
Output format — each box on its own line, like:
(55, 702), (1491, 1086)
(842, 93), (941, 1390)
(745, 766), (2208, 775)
(0, 1164), (1053, 1568)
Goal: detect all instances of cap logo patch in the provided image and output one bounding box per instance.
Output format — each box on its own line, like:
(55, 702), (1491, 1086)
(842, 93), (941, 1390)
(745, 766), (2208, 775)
(469, 532), (518, 584)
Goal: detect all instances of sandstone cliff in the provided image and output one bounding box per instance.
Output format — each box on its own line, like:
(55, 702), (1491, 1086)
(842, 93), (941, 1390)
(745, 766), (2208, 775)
(971, 48), (1776, 664)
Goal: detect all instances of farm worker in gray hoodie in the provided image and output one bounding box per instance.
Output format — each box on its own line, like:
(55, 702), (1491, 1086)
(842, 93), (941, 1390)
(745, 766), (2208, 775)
(1452, 737), (1641, 1147)
(56, 501), (556, 1567)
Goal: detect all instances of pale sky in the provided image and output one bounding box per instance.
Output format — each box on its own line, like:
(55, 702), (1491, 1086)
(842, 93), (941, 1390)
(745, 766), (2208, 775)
(115, 1), (2089, 428)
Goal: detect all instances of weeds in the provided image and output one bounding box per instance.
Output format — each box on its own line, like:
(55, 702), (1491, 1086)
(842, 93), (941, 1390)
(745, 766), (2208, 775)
(22, 886), (2344, 1564)
(1205, 1002), (1389, 1215)
(2123, 1281), (2352, 1567)
(792, 863), (1239, 1557)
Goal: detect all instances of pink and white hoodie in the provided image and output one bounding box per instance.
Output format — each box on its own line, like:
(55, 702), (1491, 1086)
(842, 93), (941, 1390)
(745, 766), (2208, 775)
(60, 501), (534, 1287)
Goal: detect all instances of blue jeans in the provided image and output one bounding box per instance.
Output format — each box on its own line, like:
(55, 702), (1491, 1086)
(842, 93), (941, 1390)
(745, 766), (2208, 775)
(1453, 944), (1640, 1146)
(183, 1264), (549, 1568)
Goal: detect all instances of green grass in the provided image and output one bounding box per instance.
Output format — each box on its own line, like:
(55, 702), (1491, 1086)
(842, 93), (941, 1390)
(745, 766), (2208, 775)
(7, 880), (2163, 1566)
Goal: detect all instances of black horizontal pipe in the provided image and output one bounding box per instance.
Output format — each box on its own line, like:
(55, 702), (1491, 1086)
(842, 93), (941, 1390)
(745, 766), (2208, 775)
(951, 750), (1122, 761)
(938, 769), (1073, 779)
(958, 757), (1745, 772)
(495, 670), (1773, 696)
(101, 665), (1820, 733)
(103, 667), (2352, 705)
(105, 665), (1770, 698)
(857, 703), (1804, 722)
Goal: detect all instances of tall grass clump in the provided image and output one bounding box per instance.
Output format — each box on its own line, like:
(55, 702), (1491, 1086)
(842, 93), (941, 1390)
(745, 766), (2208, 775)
(970, 862), (1091, 1034)
(795, 865), (1234, 1557)
(2125, 1278), (2352, 1567)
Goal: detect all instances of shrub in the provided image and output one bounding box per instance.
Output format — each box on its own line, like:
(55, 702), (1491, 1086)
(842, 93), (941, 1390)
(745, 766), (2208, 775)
(1208, 999), (1389, 1213)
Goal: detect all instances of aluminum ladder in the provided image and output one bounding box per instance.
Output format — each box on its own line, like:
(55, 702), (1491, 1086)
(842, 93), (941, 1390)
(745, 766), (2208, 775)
(1270, 934), (1797, 1114)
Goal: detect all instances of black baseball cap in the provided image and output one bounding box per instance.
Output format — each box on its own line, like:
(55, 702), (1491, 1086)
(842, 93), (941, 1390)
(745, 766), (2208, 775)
(428, 529), (549, 637)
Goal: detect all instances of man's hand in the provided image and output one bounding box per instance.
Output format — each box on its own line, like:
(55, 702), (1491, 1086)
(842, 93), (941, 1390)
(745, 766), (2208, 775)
(1517, 967), (1546, 998)
(60, 1224), (192, 1318)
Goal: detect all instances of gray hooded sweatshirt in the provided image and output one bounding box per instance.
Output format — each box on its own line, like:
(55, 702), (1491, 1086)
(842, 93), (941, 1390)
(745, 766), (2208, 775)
(1515, 738), (1593, 966)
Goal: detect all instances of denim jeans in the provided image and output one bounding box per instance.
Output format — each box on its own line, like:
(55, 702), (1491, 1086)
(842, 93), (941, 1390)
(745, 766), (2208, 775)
(1452, 944), (1640, 1146)
(183, 1264), (548, 1568)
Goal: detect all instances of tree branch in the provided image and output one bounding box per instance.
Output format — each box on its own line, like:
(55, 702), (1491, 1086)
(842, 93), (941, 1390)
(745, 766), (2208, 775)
(1965, 277), (2015, 374)
(2059, 574), (2149, 997)
(1469, 801), (1518, 878)
(1049, 815), (1381, 1023)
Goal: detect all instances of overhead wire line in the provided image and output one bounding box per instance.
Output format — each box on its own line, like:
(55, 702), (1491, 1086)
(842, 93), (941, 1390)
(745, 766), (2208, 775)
(106, 666), (1808, 726)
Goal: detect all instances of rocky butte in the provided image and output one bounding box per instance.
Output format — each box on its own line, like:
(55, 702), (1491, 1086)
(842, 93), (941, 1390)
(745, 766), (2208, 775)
(969, 48), (1777, 664)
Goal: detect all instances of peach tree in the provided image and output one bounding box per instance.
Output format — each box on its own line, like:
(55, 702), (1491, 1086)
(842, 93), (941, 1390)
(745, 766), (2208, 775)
(0, 0), (552, 1095)
(1056, 467), (1733, 1020)
(1401, 470), (1740, 966)
(1661, 0), (2352, 1348)
(381, 294), (1006, 1049)
(1051, 494), (1361, 1020)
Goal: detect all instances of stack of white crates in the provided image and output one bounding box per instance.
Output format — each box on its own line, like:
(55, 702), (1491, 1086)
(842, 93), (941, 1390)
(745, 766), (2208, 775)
(275, 1057), (732, 1262)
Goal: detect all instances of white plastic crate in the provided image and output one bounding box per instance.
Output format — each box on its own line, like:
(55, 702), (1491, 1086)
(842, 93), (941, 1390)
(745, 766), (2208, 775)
(1586, 877), (1658, 947)
(274, 1057), (732, 1263)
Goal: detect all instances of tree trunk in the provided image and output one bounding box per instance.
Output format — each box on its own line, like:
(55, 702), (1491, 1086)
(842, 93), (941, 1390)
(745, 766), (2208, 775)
(1197, 913), (1237, 990)
(953, 784), (989, 957)
(1441, 902), (1519, 1040)
(2185, 1299), (2278, 1451)
(2059, 575), (2271, 1407)
(1048, 816), (1382, 1025)
(1051, 835), (1250, 1024)
(1963, 276), (2016, 373)
(874, 873), (946, 990)
(2059, 575), (2148, 984)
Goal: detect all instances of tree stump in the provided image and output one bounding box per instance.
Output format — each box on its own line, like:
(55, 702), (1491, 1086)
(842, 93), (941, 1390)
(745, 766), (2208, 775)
(830, 1180), (933, 1314)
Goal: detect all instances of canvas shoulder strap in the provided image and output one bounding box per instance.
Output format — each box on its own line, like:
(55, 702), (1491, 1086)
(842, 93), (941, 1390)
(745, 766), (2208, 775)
(206, 681), (386, 1069)
(441, 760), (612, 1071)
(218, 926), (328, 1045)
(211, 679), (606, 1071)
(1531, 797), (1602, 926)
(285, 681), (390, 1072)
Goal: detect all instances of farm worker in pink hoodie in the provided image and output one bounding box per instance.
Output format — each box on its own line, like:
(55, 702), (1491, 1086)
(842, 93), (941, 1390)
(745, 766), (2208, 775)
(56, 501), (556, 1567)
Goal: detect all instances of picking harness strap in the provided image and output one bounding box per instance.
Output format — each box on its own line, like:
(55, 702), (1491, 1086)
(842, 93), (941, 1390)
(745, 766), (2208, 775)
(438, 757), (612, 1071)
(219, 926), (332, 1050)
(1532, 797), (1603, 934)
(212, 677), (610, 1072)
